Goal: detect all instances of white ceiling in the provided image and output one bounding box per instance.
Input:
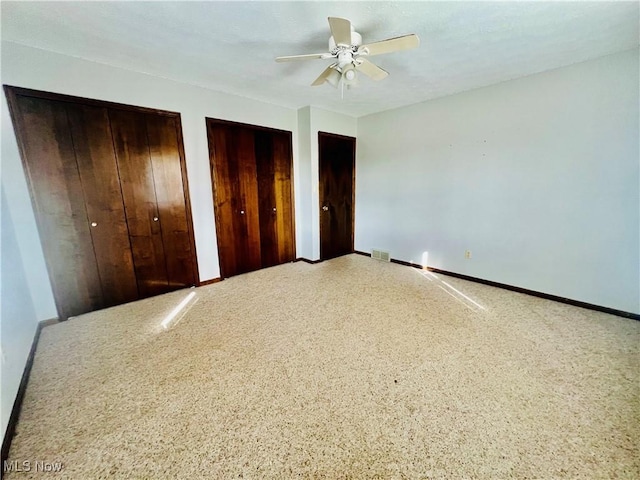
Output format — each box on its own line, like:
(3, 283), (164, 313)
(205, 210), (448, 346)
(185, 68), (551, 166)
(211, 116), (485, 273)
(2, 1), (638, 117)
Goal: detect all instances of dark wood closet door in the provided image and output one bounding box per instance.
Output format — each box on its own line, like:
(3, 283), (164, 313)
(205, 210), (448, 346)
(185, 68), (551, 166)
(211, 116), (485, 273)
(66, 103), (139, 307)
(10, 96), (104, 319)
(109, 109), (170, 297)
(235, 127), (262, 274)
(208, 123), (262, 277)
(208, 124), (240, 277)
(7, 86), (199, 320)
(319, 132), (355, 260)
(145, 114), (197, 288)
(208, 120), (295, 278)
(272, 132), (295, 264)
(255, 130), (278, 268)
(255, 130), (295, 267)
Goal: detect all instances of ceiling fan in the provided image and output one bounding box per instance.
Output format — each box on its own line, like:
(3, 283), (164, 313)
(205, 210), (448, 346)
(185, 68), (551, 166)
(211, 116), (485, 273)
(276, 17), (419, 89)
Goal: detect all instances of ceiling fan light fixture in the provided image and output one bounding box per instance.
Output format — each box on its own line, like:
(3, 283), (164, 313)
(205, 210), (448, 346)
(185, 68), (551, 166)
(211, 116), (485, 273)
(341, 64), (358, 87)
(326, 68), (341, 88)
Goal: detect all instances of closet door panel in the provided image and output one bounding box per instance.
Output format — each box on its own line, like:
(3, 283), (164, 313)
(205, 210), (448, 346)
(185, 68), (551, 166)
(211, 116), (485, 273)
(209, 124), (261, 277)
(66, 103), (139, 306)
(234, 127), (262, 274)
(208, 120), (294, 278)
(109, 109), (169, 297)
(209, 125), (240, 277)
(146, 114), (196, 288)
(255, 130), (294, 267)
(255, 130), (278, 268)
(12, 96), (103, 318)
(272, 132), (295, 264)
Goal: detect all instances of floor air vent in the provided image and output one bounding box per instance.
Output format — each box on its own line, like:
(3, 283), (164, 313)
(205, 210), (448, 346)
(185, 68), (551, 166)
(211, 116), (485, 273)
(371, 249), (390, 262)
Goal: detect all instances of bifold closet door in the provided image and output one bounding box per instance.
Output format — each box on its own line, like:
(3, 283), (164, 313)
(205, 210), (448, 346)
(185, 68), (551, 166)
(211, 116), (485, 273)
(208, 119), (294, 278)
(146, 114), (198, 289)
(111, 109), (197, 297)
(9, 96), (106, 319)
(208, 124), (262, 277)
(255, 130), (295, 268)
(66, 103), (139, 307)
(7, 86), (199, 320)
(110, 109), (169, 298)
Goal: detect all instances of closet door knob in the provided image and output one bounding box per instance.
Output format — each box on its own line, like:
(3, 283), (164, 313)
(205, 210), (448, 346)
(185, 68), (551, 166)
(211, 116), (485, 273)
(240, 210), (245, 215)
(272, 207), (276, 212)
(153, 217), (159, 222)
(91, 222), (98, 227)
(322, 206), (329, 212)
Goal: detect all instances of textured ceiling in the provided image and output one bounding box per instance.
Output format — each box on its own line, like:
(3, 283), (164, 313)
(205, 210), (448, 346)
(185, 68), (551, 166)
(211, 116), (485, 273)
(2, 1), (638, 117)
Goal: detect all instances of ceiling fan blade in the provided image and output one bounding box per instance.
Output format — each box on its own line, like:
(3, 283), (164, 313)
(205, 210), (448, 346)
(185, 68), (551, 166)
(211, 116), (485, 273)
(328, 17), (352, 46)
(356, 58), (389, 81)
(311, 66), (336, 86)
(276, 53), (329, 62)
(359, 34), (420, 56)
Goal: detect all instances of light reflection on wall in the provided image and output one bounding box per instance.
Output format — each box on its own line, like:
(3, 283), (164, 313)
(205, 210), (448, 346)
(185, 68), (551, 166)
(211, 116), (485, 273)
(421, 251), (429, 269)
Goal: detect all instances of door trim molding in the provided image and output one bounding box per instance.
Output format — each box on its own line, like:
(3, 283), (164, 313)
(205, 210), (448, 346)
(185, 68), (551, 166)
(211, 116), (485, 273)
(4, 85), (180, 117)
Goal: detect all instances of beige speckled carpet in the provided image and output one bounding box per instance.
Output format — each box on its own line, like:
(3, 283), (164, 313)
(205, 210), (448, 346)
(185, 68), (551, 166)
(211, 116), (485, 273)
(5, 255), (640, 479)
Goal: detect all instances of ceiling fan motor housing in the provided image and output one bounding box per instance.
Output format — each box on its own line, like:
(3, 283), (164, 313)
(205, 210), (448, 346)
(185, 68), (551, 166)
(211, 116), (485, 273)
(329, 31), (362, 51)
(330, 30), (363, 77)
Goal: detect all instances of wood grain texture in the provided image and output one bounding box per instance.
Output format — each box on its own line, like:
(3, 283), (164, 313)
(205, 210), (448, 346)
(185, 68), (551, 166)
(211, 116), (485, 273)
(255, 129), (278, 268)
(209, 122), (263, 277)
(66, 103), (139, 307)
(271, 131), (295, 264)
(6, 86), (198, 318)
(208, 123), (239, 278)
(235, 127), (262, 274)
(207, 119), (295, 278)
(319, 132), (355, 261)
(10, 95), (104, 319)
(110, 108), (169, 298)
(4, 86), (182, 118)
(145, 113), (196, 288)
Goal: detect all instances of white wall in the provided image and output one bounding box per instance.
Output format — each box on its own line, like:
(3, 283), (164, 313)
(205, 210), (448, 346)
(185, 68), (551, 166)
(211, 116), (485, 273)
(296, 107), (313, 259)
(356, 48), (640, 314)
(1, 186), (39, 441)
(1, 41), (300, 320)
(1, 91), (56, 319)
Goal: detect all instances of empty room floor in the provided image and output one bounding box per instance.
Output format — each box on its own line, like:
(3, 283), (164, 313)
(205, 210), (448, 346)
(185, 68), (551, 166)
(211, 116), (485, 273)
(5, 255), (639, 478)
